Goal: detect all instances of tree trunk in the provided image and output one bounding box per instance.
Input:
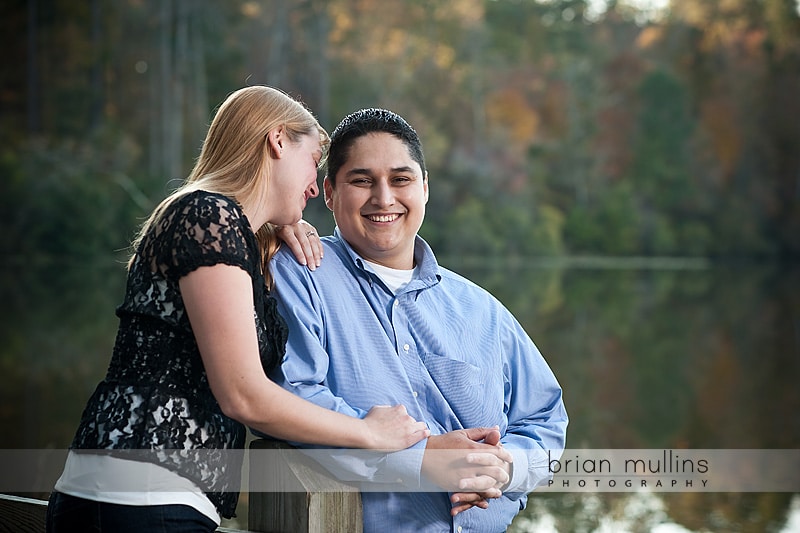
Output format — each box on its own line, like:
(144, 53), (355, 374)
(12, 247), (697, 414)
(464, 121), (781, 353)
(171, 0), (188, 179)
(26, 0), (41, 134)
(189, 0), (209, 141)
(267, 0), (289, 87)
(315, 2), (330, 127)
(89, 0), (103, 130)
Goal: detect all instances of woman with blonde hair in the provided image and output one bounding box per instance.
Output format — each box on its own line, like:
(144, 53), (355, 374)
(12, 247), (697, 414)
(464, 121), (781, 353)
(46, 86), (429, 532)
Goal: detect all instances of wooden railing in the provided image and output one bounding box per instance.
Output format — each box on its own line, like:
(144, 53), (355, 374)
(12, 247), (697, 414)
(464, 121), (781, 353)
(0, 494), (47, 533)
(247, 440), (362, 533)
(0, 440), (362, 533)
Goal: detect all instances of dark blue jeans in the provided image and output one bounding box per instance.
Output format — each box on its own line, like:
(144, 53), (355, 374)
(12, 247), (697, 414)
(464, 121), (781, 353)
(46, 491), (218, 533)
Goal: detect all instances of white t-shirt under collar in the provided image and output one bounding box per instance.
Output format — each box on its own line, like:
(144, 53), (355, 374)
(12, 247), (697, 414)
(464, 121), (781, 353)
(364, 260), (417, 294)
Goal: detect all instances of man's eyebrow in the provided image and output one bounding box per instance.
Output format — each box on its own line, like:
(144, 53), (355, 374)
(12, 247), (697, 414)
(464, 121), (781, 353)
(391, 166), (417, 174)
(344, 168), (373, 177)
(344, 166), (417, 177)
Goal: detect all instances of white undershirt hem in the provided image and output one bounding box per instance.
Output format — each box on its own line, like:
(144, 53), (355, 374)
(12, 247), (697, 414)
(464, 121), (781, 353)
(54, 451), (220, 525)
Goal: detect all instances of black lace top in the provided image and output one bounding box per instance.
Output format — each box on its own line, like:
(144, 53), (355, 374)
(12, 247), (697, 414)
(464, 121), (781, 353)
(69, 190), (288, 518)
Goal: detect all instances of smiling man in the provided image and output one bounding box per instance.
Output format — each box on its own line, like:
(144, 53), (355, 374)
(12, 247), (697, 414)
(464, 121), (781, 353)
(268, 108), (568, 533)
(324, 129), (425, 269)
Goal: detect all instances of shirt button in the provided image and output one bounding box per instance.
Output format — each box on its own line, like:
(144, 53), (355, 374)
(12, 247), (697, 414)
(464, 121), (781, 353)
(412, 391), (418, 398)
(457, 527), (463, 533)
(394, 300), (400, 307)
(403, 343), (410, 352)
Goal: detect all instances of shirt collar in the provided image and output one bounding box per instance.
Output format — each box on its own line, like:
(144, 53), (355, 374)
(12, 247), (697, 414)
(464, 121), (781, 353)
(331, 227), (442, 291)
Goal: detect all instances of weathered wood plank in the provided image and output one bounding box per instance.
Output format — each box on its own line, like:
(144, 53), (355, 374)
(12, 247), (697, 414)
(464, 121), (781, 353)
(0, 494), (47, 533)
(248, 440), (362, 533)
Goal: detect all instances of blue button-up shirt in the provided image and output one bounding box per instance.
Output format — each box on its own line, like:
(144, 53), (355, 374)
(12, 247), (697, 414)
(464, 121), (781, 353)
(270, 229), (568, 533)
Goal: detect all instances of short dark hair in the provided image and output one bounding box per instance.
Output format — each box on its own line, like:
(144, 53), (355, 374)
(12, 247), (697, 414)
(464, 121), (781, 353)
(325, 108), (426, 185)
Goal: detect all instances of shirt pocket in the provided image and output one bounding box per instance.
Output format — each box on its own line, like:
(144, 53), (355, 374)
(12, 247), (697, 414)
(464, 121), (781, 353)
(422, 353), (504, 430)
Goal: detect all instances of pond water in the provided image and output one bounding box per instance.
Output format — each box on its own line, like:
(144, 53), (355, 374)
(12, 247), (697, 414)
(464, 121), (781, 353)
(1, 257), (798, 531)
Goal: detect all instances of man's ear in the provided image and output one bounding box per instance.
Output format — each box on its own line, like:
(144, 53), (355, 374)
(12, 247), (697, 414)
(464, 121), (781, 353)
(423, 171), (429, 204)
(323, 177), (334, 212)
(266, 126), (285, 158)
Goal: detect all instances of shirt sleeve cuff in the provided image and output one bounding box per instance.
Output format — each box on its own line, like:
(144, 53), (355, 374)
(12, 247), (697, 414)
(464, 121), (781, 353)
(375, 438), (427, 489)
(503, 447), (552, 494)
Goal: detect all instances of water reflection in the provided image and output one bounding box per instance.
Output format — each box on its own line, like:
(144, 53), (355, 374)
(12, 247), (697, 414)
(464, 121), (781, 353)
(0, 258), (126, 450)
(1, 258), (798, 531)
(512, 492), (800, 532)
(448, 259), (800, 532)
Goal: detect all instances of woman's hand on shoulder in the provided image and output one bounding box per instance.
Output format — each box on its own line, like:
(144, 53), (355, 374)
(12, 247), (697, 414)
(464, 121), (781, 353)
(276, 220), (323, 270)
(362, 405), (430, 450)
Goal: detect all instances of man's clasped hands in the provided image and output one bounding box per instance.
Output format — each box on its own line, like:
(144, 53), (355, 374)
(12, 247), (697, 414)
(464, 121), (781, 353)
(421, 426), (513, 516)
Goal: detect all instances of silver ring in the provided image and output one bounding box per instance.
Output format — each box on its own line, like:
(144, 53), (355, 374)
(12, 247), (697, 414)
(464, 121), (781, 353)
(305, 231), (316, 237)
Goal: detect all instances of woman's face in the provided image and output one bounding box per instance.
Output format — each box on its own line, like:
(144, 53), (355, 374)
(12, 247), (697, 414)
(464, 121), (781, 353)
(267, 132), (322, 226)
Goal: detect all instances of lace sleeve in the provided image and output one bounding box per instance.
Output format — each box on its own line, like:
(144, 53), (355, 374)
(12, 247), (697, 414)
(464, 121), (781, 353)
(153, 191), (258, 281)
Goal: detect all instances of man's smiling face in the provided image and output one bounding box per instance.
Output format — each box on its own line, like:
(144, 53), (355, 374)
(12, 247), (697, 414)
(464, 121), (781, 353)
(324, 132), (428, 270)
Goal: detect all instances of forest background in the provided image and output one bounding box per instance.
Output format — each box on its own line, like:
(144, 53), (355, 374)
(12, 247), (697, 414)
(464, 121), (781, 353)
(1, 2), (799, 530)
(1, 0), (799, 264)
